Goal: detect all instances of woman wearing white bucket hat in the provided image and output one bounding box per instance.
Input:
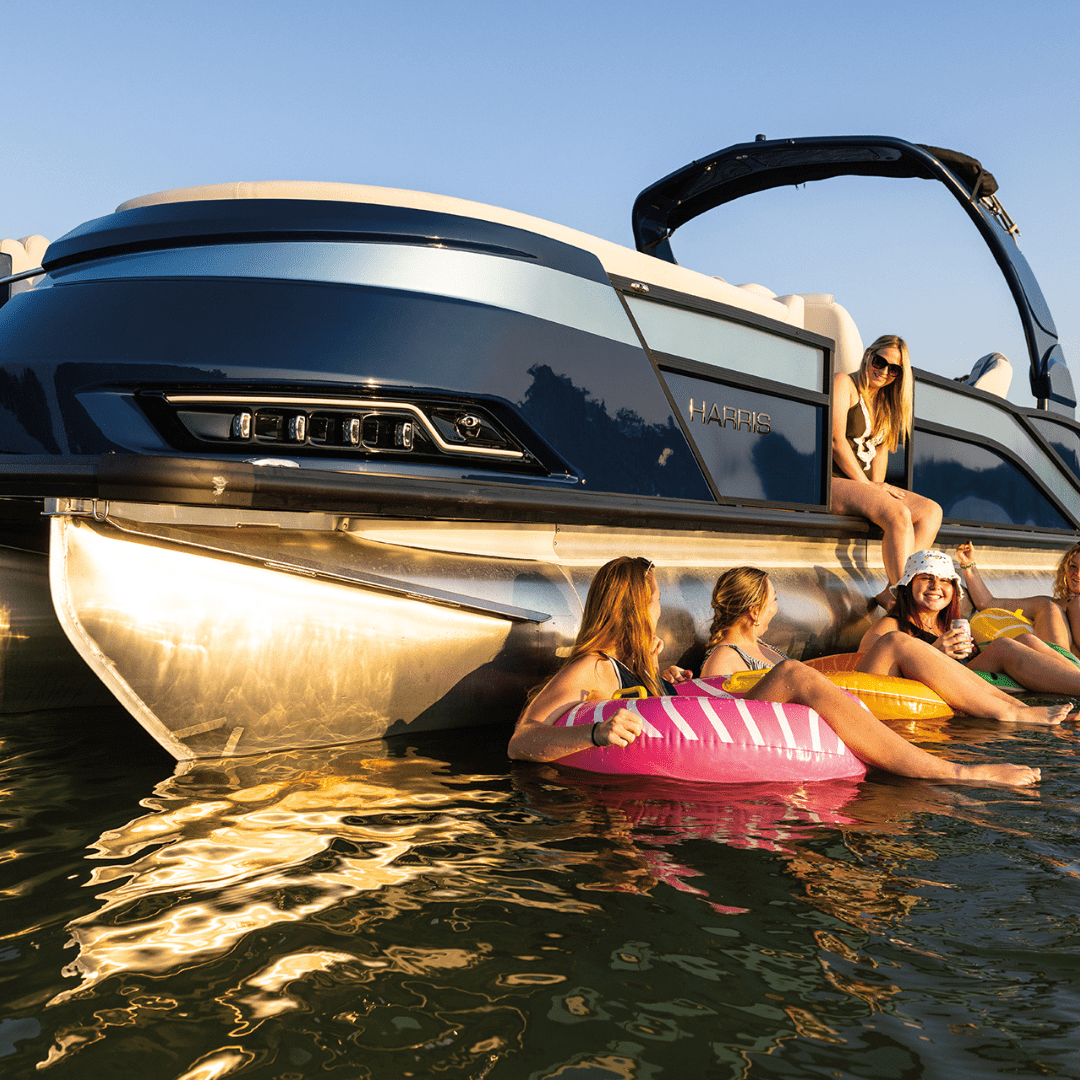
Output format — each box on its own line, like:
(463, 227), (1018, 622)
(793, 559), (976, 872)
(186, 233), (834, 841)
(703, 561), (1070, 731)
(860, 550), (1080, 699)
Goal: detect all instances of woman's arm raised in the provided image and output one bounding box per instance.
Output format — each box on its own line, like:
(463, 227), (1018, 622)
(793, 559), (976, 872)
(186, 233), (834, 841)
(955, 542), (996, 611)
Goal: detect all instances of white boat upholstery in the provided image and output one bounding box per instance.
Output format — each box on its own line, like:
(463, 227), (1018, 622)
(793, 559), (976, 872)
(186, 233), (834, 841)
(736, 283), (806, 326)
(1, 235), (48, 274)
(798, 293), (864, 374)
(959, 352), (1012, 397)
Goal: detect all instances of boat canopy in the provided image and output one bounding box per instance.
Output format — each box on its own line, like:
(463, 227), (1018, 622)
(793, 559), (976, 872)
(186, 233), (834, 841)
(632, 135), (1074, 414)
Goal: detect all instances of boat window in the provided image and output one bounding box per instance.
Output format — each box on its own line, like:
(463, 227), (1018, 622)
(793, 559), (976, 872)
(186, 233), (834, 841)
(625, 296), (824, 392)
(662, 369), (827, 507)
(1028, 415), (1080, 483)
(914, 382), (1080, 525)
(913, 430), (1072, 531)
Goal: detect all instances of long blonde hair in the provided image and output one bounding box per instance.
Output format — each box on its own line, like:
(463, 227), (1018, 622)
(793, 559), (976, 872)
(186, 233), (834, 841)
(1053, 543), (1080, 601)
(706, 567), (770, 650)
(562, 556), (661, 696)
(853, 334), (913, 451)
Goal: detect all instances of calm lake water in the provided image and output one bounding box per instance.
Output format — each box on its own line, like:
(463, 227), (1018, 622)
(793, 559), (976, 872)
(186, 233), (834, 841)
(2, 703), (1079, 1079)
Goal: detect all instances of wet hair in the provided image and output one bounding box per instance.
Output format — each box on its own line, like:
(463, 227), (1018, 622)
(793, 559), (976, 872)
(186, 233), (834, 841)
(853, 334), (913, 452)
(561, 556), (661, 696)
(887, 576), (961, 639)
(706, 567), (770, 649)
(1052, 543), (1080, 601)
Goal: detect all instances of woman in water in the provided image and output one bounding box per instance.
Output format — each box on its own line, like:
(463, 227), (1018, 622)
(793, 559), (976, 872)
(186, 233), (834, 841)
(510, 556), (1041, 785)
(859, 549), (1080, 695)
(955, 540), (1080, 654)
(702, 563), (1069, 728)
(831, 335), (942, 609)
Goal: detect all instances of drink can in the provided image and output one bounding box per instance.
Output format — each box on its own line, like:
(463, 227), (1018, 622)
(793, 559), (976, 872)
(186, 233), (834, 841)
(951, 618), (973, 656)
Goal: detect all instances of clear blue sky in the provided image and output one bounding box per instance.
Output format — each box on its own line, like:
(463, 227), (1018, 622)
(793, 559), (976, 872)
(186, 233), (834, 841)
(3, 0), (1076, 405)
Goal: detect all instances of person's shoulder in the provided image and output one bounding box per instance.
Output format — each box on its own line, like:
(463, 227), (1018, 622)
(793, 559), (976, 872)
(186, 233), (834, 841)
(517, 652), (616, 727)
(832, 371), (858, 401)
(553, 652), (611, 685)
(702, 642), (741, 678)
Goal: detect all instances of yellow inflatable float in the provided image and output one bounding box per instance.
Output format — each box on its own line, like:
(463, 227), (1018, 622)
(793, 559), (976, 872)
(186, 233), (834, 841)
(970, 607), (1035, 642)
(722, 652), (954, 721)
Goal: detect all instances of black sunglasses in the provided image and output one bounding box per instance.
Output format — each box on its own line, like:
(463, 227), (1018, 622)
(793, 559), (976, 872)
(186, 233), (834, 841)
(871, 354), (903, 379)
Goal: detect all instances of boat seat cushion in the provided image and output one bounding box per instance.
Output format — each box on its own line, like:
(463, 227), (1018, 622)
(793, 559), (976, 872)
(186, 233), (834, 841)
(798, 293), (864, 374)
(0, 235), (49, 275)
(958, 352), (1012, 398)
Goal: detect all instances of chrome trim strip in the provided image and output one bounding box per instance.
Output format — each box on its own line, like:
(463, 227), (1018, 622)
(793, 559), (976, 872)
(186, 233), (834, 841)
(47, 241), (641, 346)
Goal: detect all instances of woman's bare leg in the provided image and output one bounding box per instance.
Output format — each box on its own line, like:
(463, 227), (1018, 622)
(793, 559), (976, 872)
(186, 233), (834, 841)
(1063, 597), (1080, 654)
(1026, 597), (1074, 651)
(907, 490), (943, 554)
(746, 660), (1039, 785)
(967, 635), (1080, 695)
(831, 478), (915, 586)
(858, 632), (1070, 725)
(1002, 628), (1076, 670)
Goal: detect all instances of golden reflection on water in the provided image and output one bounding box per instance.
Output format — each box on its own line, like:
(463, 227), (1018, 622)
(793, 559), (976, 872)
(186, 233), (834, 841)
(34, 716), (1065, 1075)
(54, 749), (546, 1004)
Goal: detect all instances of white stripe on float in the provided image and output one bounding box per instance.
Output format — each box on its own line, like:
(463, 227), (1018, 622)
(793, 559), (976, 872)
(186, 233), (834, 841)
(735, 698), (765, 746)
(567, 701), (602, 727)
(660, 697), (699, 741)
(687, 679), (735, 699)
(623, 699), (663, 739)
(772, 702), (798, 749)
(809, 711), (823, 753)
(699, 698), (734, 743)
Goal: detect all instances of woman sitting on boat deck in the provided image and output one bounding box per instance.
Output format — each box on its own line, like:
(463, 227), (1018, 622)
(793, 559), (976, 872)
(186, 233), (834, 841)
(509, 556), (1042, 785)
(830, 335), (943, 610)
(858, 549), (1080, 696)
(701, 564), (1068, 730)
(955, 540), (1080, 655)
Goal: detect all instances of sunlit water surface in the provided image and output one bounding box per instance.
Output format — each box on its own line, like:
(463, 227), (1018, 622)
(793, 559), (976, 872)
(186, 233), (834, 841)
(2, 705), (1079, 1079)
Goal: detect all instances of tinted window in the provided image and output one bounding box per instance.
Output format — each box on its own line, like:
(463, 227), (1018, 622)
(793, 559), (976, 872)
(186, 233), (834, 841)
(627, 297), (824, 391)
(664, 370), (827, 506)
(913, 430), (1071, 529)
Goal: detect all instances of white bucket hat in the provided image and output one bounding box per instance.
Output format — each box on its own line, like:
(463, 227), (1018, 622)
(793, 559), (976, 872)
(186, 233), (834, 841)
(898, 549), (963, 589)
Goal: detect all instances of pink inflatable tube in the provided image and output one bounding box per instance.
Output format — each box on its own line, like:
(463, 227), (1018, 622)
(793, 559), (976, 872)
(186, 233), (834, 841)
(554, 679), (866, 783)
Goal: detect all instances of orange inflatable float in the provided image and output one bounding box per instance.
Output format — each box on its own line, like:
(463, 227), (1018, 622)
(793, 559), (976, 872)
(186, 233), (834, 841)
(721, 653), (954, 721)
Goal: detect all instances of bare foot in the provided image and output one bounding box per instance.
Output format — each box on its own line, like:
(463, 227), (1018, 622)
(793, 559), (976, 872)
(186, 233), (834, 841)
(999, 702), (1071, 726)
(958, 763), (1041, 787)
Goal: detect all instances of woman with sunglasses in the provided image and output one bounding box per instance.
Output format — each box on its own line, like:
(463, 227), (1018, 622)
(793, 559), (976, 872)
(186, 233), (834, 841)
(831, 335), (943, 609)
(510, 557), (1042, 786)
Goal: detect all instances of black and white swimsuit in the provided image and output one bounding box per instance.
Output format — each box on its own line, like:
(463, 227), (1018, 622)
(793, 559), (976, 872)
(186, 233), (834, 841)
(832, 395), (885, 478)
(707, 643), (791, 671)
